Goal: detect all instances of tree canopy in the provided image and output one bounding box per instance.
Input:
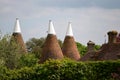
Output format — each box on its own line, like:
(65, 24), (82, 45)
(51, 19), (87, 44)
(0, 33), (101, 69)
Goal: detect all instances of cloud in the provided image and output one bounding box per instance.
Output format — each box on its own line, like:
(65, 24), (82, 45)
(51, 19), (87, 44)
(18, 7), (120, 45)
(0, 0), (120, 45)
(1, 0), (120, 19)
(33, 0), (120, 9)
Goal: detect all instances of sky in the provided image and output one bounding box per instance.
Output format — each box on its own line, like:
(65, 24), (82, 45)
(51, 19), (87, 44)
(0, 0), (120, 45)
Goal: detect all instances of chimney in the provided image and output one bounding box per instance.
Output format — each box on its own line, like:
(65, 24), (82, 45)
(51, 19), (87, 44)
(11, 18), (27, 53)
(87, 40), (95, 52)
(40, 20), (63, 63)
(107, 30), (118, 43)
(62, 22), (80, 61)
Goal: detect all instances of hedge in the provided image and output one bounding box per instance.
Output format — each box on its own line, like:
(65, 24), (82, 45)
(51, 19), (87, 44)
(0, 59), (120, 80)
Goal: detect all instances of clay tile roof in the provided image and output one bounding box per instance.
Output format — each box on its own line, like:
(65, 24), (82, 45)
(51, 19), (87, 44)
(116, 33), (120, 42)
(12, 18), (27, 53)
(80, 51), (96, 61)
(95, 43), (120, 60)
(62, 22), (80, 61)
(40, 20), (63, 63)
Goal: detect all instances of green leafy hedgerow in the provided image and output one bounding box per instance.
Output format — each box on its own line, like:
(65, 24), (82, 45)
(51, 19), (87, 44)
(0, 59), (120, 80)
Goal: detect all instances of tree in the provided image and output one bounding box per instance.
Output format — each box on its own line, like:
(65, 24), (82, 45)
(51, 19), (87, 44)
(95, 45), (101, 51)
(76, 42), (101, 56)
(0, 34), (23, 69)
(18, 53), (38, 68)
(58, 39), (63, 47)
(26, 37), (45, 58)
(76, 42), (87, 56)
(26, 37), (63, 58)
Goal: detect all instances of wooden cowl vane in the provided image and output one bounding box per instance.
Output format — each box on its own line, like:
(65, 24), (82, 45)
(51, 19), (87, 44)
(40, 20), (63, 63)
(11, 18), (27, 53)
(62, 22), (80, 61)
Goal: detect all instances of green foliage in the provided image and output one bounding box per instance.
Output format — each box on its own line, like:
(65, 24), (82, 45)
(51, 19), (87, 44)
(0, 34), (117, 80)
(26, 37), (63, 59)
(26, 37), (101, 58)
(26, 37), (45, 58)
(0, 59), (120, 80)
(18, 53), (39, 68)
(58, 39), (63, 47)
(76, 42), (101, 56)
(95, 45), (101, 51)
(0, 34), (22, 69)
(76, 42), (87, 56)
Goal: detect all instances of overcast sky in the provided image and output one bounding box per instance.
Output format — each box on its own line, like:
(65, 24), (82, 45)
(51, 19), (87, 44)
(0, 0), (120, 45)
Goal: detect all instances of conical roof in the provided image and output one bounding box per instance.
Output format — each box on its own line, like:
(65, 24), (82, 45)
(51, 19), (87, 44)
(40, 20), (63, 63)
(62, 22), (80, 61)
(12, 18), (27, 53)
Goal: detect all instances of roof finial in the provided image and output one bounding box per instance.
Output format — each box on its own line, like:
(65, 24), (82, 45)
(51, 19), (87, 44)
(48, 20), (56, 35)
(14, 18), (21, 33)
(66, 22), (73, 36)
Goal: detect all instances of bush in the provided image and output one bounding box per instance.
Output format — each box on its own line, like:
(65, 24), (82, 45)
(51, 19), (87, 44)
(0, 59), (120, 80)
(18, 53), (39, 68)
